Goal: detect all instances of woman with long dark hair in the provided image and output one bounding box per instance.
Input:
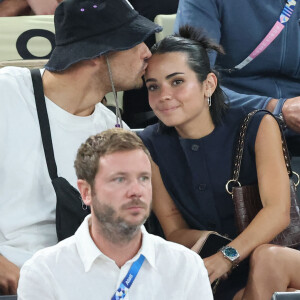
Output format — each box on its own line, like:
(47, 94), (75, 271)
(139, 26), (300, 299)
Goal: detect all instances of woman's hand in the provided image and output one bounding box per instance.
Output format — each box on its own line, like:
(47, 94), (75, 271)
(204, 252), (233, 284)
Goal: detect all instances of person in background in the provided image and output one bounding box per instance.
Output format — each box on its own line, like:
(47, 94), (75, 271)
(17, 129), (213, 300)
(27, 0), (62, 15)
(0, 0), (62, 16)
(175, 0), (300, 195)
(0, 0), (161, 295)
(139, 26), (300, 300)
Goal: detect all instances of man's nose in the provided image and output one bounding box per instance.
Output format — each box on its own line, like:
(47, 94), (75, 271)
(140, 42), (152, 60)
(126, 179), (143, 197)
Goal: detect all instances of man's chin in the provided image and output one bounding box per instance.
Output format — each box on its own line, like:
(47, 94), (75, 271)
(124, 216), (147, 228)
(114, 79), (143, 93)
(132, 77), (144, 90)
(123, 211), (149, 226)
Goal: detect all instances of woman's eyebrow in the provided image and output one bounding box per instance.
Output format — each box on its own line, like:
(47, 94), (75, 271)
(166, 72), (184, 79)
(145, 72), (185, 83)
(145, 78), (156, 83)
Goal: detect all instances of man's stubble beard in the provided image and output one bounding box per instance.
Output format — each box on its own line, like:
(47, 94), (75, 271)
(114, 69), (145, 92)
(92, 197), (150, 244)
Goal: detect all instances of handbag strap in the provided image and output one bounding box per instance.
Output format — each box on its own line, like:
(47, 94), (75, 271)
(30, 68), (58, 180)
(226, 109), (294, 193)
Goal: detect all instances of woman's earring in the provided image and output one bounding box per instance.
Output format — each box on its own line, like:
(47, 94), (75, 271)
(208, 95), (211, 107)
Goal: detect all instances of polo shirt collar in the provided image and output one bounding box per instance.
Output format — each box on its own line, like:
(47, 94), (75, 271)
(75, 216), (156, 272)
(137, 226), (156, 270)
(75, 215), (105, 272)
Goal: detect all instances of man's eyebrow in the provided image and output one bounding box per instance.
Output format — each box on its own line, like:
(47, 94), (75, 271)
(109, 172), (127, 176)
(140, 171), (151, 176)
(109, 171), (151, 176)
(145, 72), (185, 83)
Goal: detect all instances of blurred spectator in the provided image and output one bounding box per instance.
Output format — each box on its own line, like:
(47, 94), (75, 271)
(0, 0), (31, 16)
(27, 0), (62, 15)
(0, 0), (62, 16)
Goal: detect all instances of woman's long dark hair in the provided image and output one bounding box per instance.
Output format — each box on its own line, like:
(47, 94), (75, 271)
(151, 26), (228, 126)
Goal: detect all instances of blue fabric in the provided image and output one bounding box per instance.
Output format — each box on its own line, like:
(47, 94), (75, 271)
(139, 107), (266, 239)
(175, 0), (300, 100)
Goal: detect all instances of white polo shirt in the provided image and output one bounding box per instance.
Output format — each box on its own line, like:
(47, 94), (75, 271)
(18, 216), (213, 299)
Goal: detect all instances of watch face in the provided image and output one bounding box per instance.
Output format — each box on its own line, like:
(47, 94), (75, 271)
(223, 247), (238, 260)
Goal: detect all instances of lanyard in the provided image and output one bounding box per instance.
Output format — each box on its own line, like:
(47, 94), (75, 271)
(233, 0), (298, 71)
(111, 254), (145, 300)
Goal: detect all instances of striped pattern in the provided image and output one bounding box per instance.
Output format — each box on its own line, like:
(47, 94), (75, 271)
(279, 0), (297, 23)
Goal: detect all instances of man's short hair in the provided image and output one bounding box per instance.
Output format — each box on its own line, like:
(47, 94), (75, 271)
(74, 128), (151, 187)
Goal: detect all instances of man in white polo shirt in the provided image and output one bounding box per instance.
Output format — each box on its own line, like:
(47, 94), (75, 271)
(17, 129), (213, 299)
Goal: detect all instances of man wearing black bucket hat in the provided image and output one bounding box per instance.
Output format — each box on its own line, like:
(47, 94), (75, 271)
(0, 0), (162, 295)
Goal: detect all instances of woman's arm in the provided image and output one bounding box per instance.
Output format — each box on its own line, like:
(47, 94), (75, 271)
(204, 114), (290, 282)
(229, 114), (290, 259)
(151, 161), (212, 248)
(152, 157), (234, 282)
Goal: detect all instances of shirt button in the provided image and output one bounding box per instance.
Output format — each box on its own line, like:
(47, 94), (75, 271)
(191, 144), (199, 151)
(198, 184), (206, 191)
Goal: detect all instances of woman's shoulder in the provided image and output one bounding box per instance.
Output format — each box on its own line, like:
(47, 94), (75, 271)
(138, 123), (160, 143)
(221, 106), (251, 129)
(244, 109), (277, 133)
(139, 122), (174, 141)
(223, 107), (271, 128)
(238, 109), (279, 153)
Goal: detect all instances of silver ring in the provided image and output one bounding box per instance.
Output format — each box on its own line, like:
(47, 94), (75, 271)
(225, 180), (241, 195)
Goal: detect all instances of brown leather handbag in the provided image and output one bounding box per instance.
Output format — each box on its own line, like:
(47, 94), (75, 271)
(226, 110), (300, 248)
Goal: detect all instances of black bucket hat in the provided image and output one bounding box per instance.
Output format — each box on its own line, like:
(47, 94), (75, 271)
(45, 0), (162, 71)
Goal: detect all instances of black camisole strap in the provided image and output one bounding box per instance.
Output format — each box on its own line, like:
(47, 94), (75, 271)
(30, 68), (58, 180)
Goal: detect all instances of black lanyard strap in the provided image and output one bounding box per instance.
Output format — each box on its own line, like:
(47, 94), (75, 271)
(30, 69), (58, 180)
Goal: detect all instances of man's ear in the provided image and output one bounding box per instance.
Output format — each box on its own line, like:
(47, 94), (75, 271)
(77, 179), (92, 206)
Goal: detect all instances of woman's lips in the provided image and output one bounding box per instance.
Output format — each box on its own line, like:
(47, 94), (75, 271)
(158, 105), (180, 113)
